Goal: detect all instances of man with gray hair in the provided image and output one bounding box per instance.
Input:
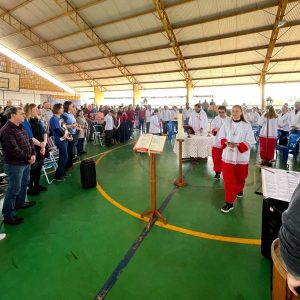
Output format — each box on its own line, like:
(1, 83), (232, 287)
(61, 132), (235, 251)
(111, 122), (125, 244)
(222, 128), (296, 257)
(288, 101), (300, 134)
(0, 107), (36, 225)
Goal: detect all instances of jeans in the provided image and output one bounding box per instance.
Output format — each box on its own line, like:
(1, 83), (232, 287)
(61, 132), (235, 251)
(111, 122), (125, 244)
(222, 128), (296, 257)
(127, 121), (134, 137)
(77, 138), (85, 154)
(138, 119), (145, 132)
(72, 133), (79, 157)
(105, 130), (113, 146)
(55, 140), (68, 178)
(66, 138), (75, 169)
(2, 164), (30, 220)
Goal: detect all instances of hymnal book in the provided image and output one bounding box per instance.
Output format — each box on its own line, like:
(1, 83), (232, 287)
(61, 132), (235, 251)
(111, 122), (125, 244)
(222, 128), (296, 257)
(183, 125), (195, 135)
(261, 167), (300, 202)
(133, 134), (166, 153)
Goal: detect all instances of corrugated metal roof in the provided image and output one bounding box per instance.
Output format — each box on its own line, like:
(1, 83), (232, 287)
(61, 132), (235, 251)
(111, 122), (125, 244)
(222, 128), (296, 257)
(0, 0), (299, 91)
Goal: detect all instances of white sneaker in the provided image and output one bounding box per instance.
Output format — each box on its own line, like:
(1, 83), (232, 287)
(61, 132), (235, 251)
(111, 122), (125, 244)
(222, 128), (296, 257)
(0, 233), (6, 240)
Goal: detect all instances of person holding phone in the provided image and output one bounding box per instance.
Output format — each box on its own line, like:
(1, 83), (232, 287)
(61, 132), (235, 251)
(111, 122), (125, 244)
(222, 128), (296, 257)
(218, 105), (256, 213)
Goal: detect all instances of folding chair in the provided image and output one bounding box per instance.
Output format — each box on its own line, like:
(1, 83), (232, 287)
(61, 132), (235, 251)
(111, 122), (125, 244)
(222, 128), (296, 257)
(93, 124), (104, 146)
(42, 136), (59, 184)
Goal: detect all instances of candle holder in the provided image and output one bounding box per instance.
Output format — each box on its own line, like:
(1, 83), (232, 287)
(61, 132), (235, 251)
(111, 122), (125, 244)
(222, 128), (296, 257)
(174, 138), (187, 187)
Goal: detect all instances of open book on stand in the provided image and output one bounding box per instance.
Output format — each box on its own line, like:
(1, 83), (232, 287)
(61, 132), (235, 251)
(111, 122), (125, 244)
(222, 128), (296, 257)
(133, 134), (166, 153)
(261, 167), (300, 202)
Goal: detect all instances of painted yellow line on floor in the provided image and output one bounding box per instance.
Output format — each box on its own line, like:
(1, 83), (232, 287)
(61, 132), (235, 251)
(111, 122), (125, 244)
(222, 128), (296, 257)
(96, 183), (150, 222)
(96, 145), (261, 246)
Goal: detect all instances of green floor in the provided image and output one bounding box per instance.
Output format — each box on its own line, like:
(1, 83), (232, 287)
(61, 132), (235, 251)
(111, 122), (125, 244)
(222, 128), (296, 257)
(1, 137), (295, 300)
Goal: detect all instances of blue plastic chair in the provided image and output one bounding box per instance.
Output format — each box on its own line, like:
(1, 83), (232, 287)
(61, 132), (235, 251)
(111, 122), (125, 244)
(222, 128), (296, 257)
(276, 132), (300, 165)
(167, 121), (177, 141)
(252, 125), (261, 143)
(288, 133), (300, 157)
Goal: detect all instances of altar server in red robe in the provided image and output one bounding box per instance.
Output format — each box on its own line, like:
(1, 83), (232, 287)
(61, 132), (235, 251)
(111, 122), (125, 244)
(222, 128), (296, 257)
(218, 105), (256, 213)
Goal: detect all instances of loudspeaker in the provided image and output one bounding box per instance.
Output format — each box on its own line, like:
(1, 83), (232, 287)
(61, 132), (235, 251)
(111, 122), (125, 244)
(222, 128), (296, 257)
(261, 198), (289, 259)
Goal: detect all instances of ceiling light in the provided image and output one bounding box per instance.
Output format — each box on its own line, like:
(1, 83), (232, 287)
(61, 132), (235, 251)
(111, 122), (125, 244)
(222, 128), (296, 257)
(0, 43), (75, 94)
(277, 20), (286, 28)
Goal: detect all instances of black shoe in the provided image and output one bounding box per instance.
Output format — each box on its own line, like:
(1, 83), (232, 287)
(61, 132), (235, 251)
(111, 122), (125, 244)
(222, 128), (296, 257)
(237, 191), (243, 197)
(221, 203), (234, 213)
(36, 185), (47, 192)
(14, 215), (24, 221)
(16, 201), (36, 210)
(54, 177), (66, 182)
(73, 157), (79, 162)
(27, 188), (40, 196)
(214, 173), (220, 180)
(63, 173), (71, 178)
(4, 217), (23, 225)
(82, 151), (87, 154)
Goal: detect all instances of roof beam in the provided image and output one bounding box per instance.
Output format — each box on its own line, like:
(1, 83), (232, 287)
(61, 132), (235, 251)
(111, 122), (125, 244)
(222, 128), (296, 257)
(15, 0), (299, 53)
(152, 0), (191, 85)
(64, 60), (265, 82)
(0, 0), (34, 18)
(53, 0), (141, 88)
(33, 20), (300, 66)
(43, 39), (300, 74)
(72, 70), (300, 88)
(259, 0), (289, 84)
(0, 0), (191, 48)
(13, 0), (294, 58)
(62, 56), (300, 82)
(0, 0), (107, 41)
(0, 5), (106, 91)
(74, 78), (300, 92)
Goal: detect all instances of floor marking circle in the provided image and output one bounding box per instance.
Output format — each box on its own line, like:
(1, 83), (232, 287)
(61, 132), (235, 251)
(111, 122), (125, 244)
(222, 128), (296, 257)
(96, 145), (261, 246)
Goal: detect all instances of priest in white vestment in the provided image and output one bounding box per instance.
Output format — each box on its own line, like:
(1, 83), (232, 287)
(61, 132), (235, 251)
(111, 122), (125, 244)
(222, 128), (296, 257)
(188, 104), (208, 135)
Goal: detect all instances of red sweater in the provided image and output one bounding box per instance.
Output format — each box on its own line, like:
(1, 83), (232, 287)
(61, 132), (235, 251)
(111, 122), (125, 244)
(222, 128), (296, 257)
(127, 110), (135, 121)
(138, 110), (146, 119)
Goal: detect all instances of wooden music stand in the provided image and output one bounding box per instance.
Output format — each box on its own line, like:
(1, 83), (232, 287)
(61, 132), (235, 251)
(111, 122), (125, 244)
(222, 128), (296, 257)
(174, 138), (187, 187)
(141, 152), (167, 228)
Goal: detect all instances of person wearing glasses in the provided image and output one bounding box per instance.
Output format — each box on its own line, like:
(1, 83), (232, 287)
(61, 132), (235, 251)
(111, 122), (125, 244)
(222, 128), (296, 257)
(211, 105), (229, 180)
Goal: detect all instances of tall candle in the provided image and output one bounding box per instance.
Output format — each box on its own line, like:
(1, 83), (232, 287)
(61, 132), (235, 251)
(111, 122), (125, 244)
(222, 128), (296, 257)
(177, 113), (183, 139)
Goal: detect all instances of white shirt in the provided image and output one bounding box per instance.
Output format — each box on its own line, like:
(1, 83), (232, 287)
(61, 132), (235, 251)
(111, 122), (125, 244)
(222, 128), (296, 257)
(41, 108), (53, 126)
(248, 112), (260, 126)
(182, 108), (193, 120)
(188, 110), (208, 134)
(288, 110), (300, 130)
(218, 119), (256, 164)
(104, 114), (114, 130)
(258, 116), (278, 138)
(211, 115), (230, 147)
(149, 115), (160, 134)
(161, 109), (171, 122)
(145, 109), (152, 122)
(277, 113), (289, 132)
(170, 110), (179, 121)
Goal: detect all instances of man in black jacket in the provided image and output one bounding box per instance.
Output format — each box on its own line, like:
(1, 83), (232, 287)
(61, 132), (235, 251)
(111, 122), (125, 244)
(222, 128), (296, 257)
(279, 183), (300, 296)
(0, 107), (36, 225)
